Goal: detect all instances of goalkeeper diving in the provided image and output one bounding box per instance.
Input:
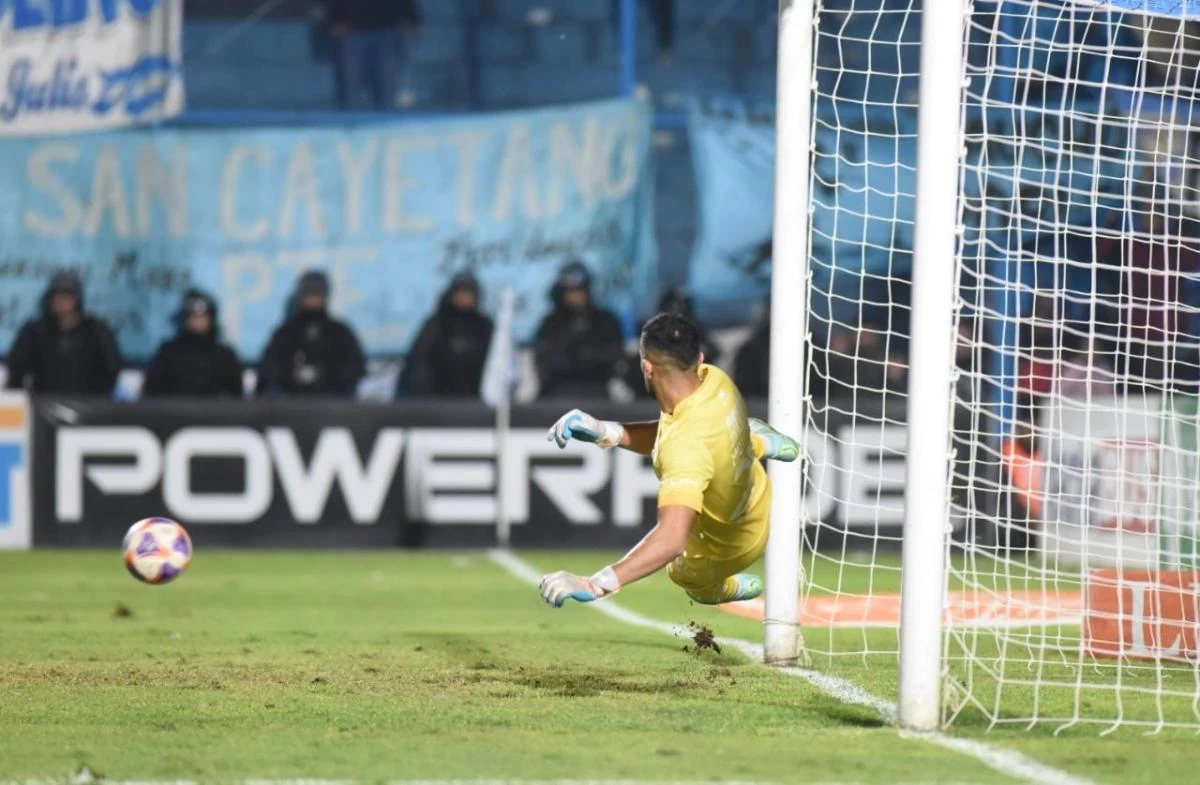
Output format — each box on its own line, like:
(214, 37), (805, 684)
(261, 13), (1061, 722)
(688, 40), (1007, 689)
(539, 311), (799, 608)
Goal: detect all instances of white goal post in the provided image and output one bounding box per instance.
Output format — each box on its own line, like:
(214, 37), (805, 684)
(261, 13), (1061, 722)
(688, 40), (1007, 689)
(764, 0), (970, 725)
(897, 0), (968, 731)
(764, 0), (817, 668)
(764, 0), (1200, 733)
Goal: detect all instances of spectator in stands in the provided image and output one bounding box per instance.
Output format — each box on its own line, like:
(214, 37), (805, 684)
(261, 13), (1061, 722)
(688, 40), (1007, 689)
(399, 271), (494, 397)
(610, 0), (675, 63)
(256, 270), (366, 397)
(4, 272), (121, 396)
(534, 261), (625, 399)
(733, 314), (844, 402)
(732, 317), (769, 399)
(142, 289), (244, 398)
(325, 0), (421, 110)
(733, 316), (909, 404)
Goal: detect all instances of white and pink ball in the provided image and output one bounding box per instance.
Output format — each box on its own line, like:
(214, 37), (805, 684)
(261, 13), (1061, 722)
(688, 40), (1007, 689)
(122, 517), (192, 585)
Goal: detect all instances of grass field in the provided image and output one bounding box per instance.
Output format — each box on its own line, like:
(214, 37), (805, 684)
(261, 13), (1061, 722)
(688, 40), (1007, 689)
(1, 549), (1197, 785)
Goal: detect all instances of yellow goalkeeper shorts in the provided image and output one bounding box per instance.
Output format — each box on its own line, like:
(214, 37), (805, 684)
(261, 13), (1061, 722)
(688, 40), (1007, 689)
(665, 487), (771, 604)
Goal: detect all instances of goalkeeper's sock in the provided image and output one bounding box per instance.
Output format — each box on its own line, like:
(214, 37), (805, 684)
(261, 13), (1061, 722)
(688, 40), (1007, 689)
(749, 418), (800, 462)
(724, 573), (763, 602)
(687, 573), (763, 605)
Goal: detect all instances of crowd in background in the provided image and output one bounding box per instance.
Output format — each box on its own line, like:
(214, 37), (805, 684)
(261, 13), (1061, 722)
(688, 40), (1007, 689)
(5, 0), (1199, 410)
(3, 269), (364, 400)
(1, 258), (915, 405)
(9, 195), (1200, 406)
(311, 0), (680, 111)
(8, 189), (1200, 406)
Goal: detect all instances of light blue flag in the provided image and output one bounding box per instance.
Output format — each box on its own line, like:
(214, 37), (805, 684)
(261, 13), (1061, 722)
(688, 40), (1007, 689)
(480, 287), (518, 407)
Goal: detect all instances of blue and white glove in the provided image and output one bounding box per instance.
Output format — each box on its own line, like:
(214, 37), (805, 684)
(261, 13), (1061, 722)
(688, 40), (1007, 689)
(547, 409), (625, 449)
(539, 566), (621, 608)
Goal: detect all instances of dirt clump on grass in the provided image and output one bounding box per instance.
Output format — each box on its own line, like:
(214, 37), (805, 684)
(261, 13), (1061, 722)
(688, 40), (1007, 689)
(683, 621), (721, 655)
(111, 603), (133, 619)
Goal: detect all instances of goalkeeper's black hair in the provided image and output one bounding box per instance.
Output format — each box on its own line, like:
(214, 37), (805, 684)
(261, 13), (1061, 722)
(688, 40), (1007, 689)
(640, 311), (702, 370)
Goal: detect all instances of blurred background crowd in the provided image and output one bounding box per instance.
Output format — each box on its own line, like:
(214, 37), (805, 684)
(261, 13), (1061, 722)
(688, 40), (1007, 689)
(2, 259), (915, 405)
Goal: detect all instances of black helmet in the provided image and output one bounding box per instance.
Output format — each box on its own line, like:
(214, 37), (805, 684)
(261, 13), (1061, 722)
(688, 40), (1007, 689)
(174, 288), (219, 334)
(551, 260), (592, 306)
(441, 270), (482, 311)
(556, 260), (591, 291)
(48, 271), (83, 298)
(41, 270), (84, 315)
(178, 288), (217, 317)
(448, 270), (480, 295)
(296, 269), (331, 298)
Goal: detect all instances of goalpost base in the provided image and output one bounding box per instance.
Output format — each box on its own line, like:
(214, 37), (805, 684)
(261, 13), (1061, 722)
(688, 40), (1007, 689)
(763, 621), (800, 667)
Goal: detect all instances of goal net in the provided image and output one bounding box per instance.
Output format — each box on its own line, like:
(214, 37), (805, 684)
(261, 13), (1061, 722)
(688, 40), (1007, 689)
(791, 0), (1200, 731)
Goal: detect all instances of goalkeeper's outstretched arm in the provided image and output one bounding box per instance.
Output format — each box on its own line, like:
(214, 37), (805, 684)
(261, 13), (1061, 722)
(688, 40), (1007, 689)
(548, 409), (799, 461)
(538, 506), (694, 608)
(547, 408), (658, 454)
(616, 421), (658, 455)
(609, 505), (693, 585)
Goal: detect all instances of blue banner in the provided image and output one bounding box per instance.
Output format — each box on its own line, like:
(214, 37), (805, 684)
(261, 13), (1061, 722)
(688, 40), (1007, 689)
(686, 92), (1168, 329)
(686, 97), (916, 328)
(685, 97), (777, 322)
(0, 98), (657, 361)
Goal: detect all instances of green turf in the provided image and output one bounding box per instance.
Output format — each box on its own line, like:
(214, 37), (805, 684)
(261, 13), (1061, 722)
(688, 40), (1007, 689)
(0, 550), (1193, 784)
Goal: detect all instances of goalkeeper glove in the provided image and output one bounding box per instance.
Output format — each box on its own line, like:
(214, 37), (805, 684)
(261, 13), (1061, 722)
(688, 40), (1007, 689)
(547, 408), (625, 449)
(539, 566), (621, 608)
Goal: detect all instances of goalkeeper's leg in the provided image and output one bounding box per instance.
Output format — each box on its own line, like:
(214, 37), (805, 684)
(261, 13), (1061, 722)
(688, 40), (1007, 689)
(749, 418), (799, 462)
(668, 562), (763, 604)
(666, 517), (769, 605)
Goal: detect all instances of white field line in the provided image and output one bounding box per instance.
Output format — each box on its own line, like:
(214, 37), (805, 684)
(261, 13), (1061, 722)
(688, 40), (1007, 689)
(487, 550), (1097, 785)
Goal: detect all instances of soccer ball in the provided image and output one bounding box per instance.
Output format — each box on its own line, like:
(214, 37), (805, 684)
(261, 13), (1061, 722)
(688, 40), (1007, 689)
(122, 517), (192, 585)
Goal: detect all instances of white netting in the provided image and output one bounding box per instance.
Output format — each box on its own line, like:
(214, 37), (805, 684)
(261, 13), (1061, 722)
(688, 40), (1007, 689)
(949, 0), (1200, 731)
(797, 0), (1200, 731)
(798, 0), (920, 664)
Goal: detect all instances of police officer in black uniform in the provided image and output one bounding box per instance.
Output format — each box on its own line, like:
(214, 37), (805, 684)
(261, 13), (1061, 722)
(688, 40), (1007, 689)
(399, 271), (494, 397)
(5, 271), (121, 396)
(256, 270), (366, 397)
(533, 261), (625, 400)
(142, 289), (243, 398)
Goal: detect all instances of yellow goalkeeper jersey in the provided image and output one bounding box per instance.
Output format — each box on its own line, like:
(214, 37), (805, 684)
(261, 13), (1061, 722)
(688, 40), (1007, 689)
(652, 364), (770, 556)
